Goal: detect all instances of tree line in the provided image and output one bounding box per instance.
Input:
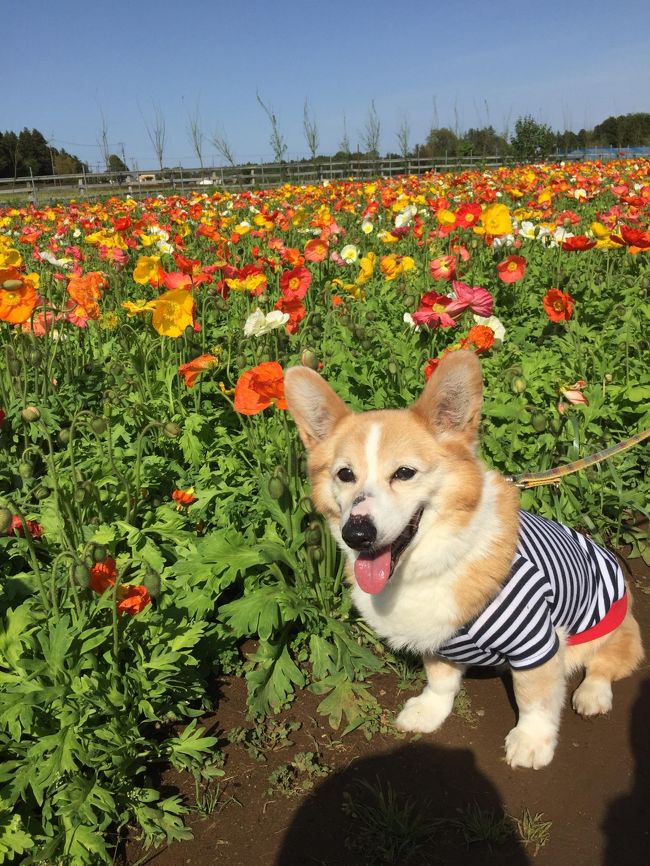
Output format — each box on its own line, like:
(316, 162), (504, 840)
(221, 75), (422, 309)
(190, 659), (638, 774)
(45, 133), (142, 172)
(0, 128), (88, 180)
(1, 111), (649, 180)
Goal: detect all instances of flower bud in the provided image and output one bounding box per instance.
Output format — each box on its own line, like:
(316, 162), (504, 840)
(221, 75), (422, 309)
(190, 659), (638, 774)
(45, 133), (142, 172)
(163, 421), (182, 439)
(18, 461), (34, 479)
(58, 428), (72, 445)
(300, 349), (319, 370)
(531, 412), (547, 432)
(92, 544), (109, 563)
(143, 567), (162, 599)
(0, 508), (12, 534)
(72, 562), (91, 587)
(2, 279), (23, 291)
(21, 406), (41, 423)
(511, 376), (527, 394)
(268, 477), (286, 500)
(90, 417), (107, 434)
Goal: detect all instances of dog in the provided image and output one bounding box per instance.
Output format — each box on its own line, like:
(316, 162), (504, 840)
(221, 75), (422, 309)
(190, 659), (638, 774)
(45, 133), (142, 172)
(284, 351), (644, 769)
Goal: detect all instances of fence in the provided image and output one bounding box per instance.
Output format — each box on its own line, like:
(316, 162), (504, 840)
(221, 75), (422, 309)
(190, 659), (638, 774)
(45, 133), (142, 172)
(1, 148), (649, 204)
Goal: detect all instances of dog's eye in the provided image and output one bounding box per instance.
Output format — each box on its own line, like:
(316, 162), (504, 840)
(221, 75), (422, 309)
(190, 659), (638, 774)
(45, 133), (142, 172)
(392, 466), (417, 481)
(336, 467), (356, 483)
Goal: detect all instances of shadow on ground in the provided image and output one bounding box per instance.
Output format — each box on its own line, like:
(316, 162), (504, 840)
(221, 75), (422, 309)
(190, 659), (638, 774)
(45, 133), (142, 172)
(602, 675), (650, 866)
(275, 741), (532, 866)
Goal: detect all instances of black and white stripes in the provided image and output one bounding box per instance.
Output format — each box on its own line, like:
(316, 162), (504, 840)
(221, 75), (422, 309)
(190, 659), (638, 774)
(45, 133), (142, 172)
(436, 510), (625, 670)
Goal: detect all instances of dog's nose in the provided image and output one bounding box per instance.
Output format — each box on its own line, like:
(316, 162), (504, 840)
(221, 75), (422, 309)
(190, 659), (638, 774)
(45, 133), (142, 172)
(341, 515), (377, 550)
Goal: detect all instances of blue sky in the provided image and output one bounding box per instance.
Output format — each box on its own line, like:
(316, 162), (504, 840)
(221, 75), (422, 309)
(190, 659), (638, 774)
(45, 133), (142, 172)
(6, 0), (650, 171)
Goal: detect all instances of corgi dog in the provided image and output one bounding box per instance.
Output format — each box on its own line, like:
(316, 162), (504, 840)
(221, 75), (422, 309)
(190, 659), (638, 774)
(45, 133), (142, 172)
(284, 351), (644, 769)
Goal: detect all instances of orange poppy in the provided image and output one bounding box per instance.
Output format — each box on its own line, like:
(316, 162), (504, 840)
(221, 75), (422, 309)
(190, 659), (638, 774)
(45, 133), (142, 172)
(90, 557), (118, 594)
(234, 361), (287, 415)
(67, 271), (107, 320)
(0, 269), (39, 324)
(543, 288), (575, 322)
(116, 584), (151, 616)
(304, 238), (328, 262)
(172, 487), (198, 507)
(90, 555), (151, 615)
(178, 354), (218, 388)
(462, 324), (495, 353)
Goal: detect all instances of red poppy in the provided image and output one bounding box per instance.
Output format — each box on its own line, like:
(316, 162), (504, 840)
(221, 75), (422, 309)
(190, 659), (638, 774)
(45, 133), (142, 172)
(561, 235), (596, 252)
(274, 295), (306, 334)
(234, 361), (288, 415)
(618, 226), (650, 250)
(429, 255), (456, 281)
(454, 202), (482, 230)
(424, 357), (440, 380)
(496, 255), (527, 283)
(7, 514), (43, 538)
(543, 288), (575, 322)
(304, 238), (328, 262)
(279, 266), (312, 300)
(412, 292), (457, 328)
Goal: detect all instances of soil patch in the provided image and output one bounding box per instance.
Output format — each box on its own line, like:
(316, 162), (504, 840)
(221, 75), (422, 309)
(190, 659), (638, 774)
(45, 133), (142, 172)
(127, 554), (650, 866)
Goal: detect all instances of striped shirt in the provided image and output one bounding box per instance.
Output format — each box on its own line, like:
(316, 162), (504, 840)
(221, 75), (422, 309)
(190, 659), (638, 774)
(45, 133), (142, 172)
(436, 510), (625, 671)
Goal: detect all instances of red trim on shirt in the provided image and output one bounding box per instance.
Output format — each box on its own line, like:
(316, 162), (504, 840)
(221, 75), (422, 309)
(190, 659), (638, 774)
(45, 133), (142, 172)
(566, 593), (628, 646)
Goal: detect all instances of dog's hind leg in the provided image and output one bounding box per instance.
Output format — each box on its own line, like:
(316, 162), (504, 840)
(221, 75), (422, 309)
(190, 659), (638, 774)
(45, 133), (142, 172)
(571, 607), (644, 717)
(395, 656), (464, 734)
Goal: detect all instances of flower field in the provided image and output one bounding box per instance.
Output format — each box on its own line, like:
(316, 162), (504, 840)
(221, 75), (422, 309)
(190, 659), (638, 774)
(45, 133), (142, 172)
(0, 160), (649, 862)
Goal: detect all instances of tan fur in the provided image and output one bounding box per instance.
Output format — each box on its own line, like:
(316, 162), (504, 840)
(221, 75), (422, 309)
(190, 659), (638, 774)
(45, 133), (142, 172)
(284, 352), (644, 769)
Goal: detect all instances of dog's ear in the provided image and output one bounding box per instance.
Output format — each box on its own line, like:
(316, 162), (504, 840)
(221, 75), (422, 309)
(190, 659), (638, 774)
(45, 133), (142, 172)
(284, 367), (351, 449)
(412, 351), (483, 446)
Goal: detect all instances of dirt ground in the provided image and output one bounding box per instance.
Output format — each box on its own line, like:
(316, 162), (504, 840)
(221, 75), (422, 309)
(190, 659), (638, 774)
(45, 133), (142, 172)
(127, 553), (650, 866)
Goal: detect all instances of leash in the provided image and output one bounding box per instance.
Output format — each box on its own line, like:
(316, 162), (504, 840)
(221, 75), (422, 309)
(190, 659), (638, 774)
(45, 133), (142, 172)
(507, 428), (650, 489)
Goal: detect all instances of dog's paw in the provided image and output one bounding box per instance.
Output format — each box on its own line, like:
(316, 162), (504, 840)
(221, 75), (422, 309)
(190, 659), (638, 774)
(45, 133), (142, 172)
(504, 725), (556, 769)
(395, 690), (453, 734)
(572, 677), (613, 717)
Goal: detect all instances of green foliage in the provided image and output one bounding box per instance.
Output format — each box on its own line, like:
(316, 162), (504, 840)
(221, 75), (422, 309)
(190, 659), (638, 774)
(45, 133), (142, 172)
(511, 115), (556, 160)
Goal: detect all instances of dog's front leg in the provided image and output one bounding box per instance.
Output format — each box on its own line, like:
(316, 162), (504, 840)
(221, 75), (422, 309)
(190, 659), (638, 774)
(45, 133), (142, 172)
(395, 656), (464, 733)
(505, 654), (566, 769)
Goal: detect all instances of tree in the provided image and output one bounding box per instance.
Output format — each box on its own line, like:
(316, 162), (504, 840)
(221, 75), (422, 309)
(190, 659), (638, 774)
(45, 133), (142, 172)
(107, 153), (129, 177)
(53, 150), (85, 175)
(143, 104), (166, 171)
(510, 115), (555, 161)
(593, 113), (650, 147)
(462, 126), (509, 157)
(98, 111), (111, 171)
(187, 105), (205, 169)
(396, 117), (411, 159)
(339, 113), (351, 157)
(360, 100), (381, 156)
(303, 99), (319, 160)
(422, 127), (459, 159)
(0, 131), (21, 179)
(210, 129), (236, 167)
(256, 91), (287, 163)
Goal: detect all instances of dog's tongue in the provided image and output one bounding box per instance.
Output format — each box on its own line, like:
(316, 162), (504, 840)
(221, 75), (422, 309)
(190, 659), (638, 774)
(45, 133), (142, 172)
(354, 548), (392, 594)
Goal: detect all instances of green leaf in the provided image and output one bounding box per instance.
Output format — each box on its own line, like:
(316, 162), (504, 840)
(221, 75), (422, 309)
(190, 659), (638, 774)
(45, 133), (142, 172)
(311, 672), (374, 731)
(246, 640), (305, 714)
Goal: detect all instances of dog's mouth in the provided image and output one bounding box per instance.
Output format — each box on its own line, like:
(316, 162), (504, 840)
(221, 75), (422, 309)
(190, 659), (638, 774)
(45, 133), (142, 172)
(354, 507), (424, 595)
